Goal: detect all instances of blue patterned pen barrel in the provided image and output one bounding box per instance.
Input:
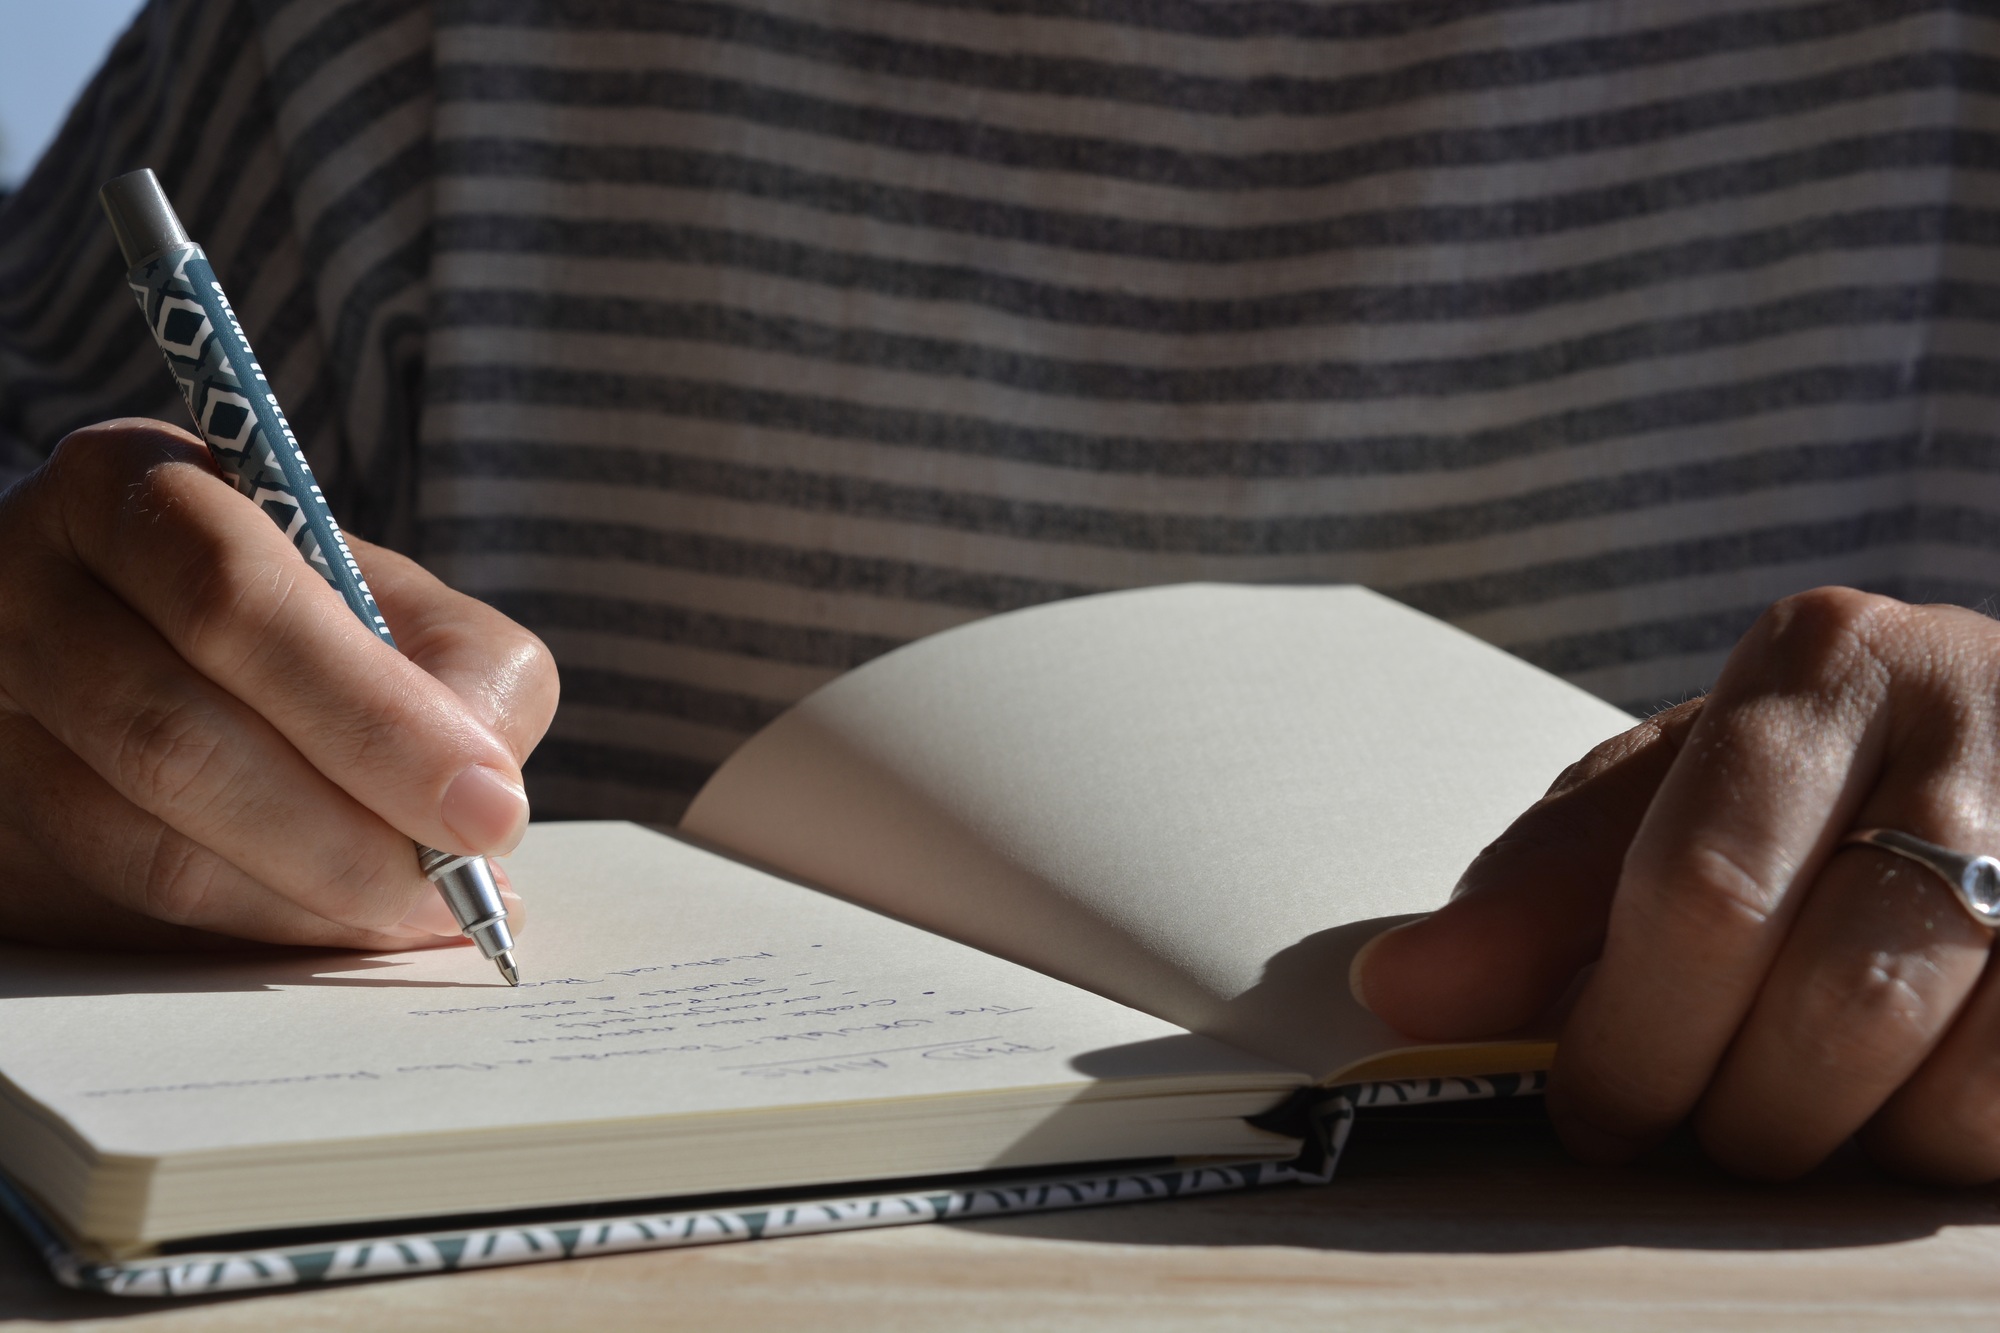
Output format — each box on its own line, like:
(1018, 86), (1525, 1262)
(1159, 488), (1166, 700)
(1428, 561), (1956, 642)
(99, 169), (519, 986)
(114, 201), (390, 642)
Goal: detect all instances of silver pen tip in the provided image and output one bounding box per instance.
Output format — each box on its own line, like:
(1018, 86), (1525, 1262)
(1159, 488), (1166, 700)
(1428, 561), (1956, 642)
(495, 951), (520, 987)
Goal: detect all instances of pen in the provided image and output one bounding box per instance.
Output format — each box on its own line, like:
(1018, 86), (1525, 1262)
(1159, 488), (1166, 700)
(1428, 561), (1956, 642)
(97, 168), (520, 986)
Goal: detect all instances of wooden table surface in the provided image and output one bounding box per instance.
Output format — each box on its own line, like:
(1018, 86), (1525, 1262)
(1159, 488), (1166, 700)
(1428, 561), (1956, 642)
(7, 1110), (2000, 1332)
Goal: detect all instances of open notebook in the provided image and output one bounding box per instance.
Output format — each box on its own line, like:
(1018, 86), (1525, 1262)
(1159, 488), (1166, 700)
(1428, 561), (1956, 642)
(0, 585), (1631, 1295)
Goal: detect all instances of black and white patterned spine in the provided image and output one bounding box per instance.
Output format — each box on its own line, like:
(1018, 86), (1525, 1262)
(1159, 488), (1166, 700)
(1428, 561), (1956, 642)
(5, 1073), (1546, 1296)
(126, 244), (395, 649)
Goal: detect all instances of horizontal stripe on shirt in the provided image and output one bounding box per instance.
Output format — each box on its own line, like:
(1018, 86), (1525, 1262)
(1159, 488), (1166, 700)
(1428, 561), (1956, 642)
(3, 0), (1996, 823)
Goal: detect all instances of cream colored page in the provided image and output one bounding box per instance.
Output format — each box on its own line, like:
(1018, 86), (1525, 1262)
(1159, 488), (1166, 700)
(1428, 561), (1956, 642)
(0, 824), (1288, 1160)
(683, 585), (1634, 1079)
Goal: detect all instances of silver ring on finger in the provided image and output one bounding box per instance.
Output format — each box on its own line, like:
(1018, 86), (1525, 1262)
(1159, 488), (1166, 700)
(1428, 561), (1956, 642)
(1843, 828), (2000, 928)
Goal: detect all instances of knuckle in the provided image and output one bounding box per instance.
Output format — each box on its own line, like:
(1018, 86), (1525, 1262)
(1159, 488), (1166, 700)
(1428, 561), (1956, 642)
(174, 554), (295, 672)
(445, 620), (562, 758)
(1539, 726), (1645, 802)
(515, 626), (558, 690)
(112, 693), (237, 815)
(52, 417), (203, 465)
(505, 627), (561, 720)
(304, 837), (419, 930)
(46, 421), (204, 514)
(1478, 793), (1606, 867)
(1536, 698), (1699, 806)
(42, 428), (117, 497)
(133, 830), (224, 927)
(1790, 952), (1938, 1073)
(1541, 750), (1603, 801)
(339, 695), (430, 774)
(1754, 586), (1903, 675)
(23, 425), (233, 608)
(1650, 843), (1780, 937)
(1647, 694), (1707, 743)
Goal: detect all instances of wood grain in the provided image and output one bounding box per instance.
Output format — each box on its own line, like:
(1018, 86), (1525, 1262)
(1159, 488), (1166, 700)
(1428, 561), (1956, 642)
(7, 1112), (2000, 1331)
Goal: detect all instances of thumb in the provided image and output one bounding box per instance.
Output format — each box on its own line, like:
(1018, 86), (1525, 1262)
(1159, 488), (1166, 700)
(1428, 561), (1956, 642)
(1350, 698), (1703, 1041)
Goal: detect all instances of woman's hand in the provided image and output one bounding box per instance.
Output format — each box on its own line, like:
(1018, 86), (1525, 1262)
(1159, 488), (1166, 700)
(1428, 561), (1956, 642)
(0, 420), (559, 951)
(1351, 586), (2000, 1183)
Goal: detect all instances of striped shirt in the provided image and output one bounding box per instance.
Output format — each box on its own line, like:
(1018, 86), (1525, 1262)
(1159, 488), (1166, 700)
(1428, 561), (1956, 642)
(2, 0), (1997, 823)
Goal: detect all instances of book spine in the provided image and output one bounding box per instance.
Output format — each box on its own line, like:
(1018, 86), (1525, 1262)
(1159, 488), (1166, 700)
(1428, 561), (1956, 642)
(3, 1073), (1546, 1298)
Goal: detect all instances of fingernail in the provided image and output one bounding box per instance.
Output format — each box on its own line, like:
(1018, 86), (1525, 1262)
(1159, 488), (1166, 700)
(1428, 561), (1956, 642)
(1348, 923), (1415, 1016)
(440, 764), (529, 855)
(397, 891), (462, 938)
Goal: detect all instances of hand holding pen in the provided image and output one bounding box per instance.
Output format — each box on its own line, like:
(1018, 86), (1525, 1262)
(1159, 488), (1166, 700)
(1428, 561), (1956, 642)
(0, 174), (555, 966)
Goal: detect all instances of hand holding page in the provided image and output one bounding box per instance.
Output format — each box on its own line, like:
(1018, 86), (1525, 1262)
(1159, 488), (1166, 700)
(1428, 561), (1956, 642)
(686, 584), (1633, 1077)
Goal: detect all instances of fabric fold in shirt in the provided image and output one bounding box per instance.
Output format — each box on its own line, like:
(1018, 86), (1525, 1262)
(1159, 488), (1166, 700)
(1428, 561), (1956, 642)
(2, 0), (1996, 824)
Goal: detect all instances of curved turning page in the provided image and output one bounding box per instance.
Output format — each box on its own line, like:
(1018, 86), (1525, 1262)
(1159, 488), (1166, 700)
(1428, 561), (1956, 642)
(684, 585), (1634, 1080)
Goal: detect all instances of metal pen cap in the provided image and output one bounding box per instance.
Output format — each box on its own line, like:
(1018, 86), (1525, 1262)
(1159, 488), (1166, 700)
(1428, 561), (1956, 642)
(420, 849), (519, 986)
(100, 169), (190, 267)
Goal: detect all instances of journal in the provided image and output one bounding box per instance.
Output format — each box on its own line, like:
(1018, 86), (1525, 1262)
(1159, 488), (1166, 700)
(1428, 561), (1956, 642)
(0, 585), (1632, 1293)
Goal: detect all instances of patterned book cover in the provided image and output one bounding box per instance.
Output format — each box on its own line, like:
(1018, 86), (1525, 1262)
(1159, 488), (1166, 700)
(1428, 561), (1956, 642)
(0, 1073), (1543, 1298)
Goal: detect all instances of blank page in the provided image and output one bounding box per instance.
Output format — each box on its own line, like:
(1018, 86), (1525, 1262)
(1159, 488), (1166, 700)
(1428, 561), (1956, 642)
(684, 585), (1633, 1080)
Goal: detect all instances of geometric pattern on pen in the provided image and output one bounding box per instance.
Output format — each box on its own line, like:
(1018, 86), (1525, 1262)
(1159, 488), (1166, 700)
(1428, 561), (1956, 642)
(126, 249), (334, 581)
(126, 245), (393, 645)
